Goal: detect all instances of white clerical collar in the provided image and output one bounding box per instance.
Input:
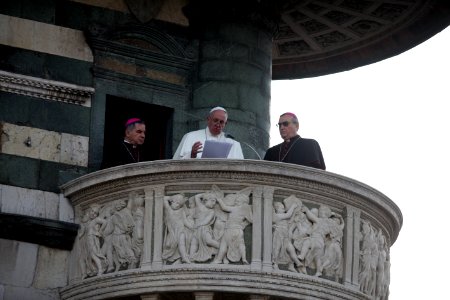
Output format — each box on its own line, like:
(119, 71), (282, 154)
(123, 139), (137, 148)
(205, 127), (225, 140)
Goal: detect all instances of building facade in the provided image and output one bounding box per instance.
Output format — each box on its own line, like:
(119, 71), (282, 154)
(1, 0), (449, 299)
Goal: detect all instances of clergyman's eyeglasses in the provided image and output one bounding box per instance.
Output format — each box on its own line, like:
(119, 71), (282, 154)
(276, 121), (293, 127)
(211, 118), (226, 125)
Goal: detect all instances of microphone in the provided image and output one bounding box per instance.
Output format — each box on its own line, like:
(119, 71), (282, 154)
(224, 133), (262, 160)
(224, 133), (236, 140)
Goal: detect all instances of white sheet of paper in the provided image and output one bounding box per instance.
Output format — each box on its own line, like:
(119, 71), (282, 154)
(201, 140), (233, 158)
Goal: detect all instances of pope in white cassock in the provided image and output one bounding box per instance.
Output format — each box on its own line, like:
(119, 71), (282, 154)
(173, 107), (244, 159)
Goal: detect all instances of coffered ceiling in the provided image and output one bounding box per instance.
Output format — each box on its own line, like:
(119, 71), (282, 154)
(272, 0), (450, 79)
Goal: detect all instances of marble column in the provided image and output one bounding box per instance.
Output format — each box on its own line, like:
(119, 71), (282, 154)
(141, 187), (155, 269)
(183, 0), (279, 159)
(262, 186), (274, 271)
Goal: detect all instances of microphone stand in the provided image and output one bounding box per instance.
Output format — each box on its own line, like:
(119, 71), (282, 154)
(225, 133), (262, 160)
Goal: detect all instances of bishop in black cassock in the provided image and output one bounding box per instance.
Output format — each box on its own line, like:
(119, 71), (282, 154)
(101, 118), (148, 169)
(264, 112), (325, 170)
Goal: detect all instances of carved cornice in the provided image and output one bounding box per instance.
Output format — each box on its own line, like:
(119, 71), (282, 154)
(63, 161), (401, 212)
(0, 70), (94, 107)
(61, 267), (366, 300)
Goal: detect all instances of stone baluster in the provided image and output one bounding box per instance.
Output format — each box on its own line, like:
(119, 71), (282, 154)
(262, 186), (274, 271)
(141, 187), (155, 270)
(152, 185), (165, 270)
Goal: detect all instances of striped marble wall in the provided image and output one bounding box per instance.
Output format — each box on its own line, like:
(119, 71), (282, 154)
(0, 5), (98, 193)
(0, 0), (193, 227)
(0, 2), (137, 298)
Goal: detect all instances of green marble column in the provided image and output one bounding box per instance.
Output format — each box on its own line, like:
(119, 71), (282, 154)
(183, 0), (279, 158)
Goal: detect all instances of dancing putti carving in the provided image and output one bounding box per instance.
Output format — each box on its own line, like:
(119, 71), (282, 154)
(359, 220), (390, 299)
(162, 185), (253, 265)
(78, 204), (107, 279)
(272, 196), (302, 272)
(271, 196), (344, 279)
(213, 187), (252, 264)
(77, 192), (145, 278)
(74, 185), (391, 299)
(162, 194), (193, 264)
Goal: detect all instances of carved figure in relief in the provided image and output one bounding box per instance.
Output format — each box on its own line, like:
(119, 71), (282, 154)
(162, 194), (194, 264)
(130, 192), (145, 268)
(321, 213), (344, 281)
(376, 229), (388, 299)
(211, 187), (227, 243)
(297, 205), (333, 277)
(101, 202), (121, 272)
(380, 252), (391, 300)
(189, 192), (220, 262)
(359, 221), (392, 299)
(78, 204), (107, 278)
(291, 209), (312, 274)
(212, 192), (253, 264)
(359, 220), (377, 295)
(102, 200), (136, 272)
(272, 201), (302, 272)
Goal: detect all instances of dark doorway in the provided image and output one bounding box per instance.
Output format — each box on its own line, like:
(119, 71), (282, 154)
(103, 96), (173, 165)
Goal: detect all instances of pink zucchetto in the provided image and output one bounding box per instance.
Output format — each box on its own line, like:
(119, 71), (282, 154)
(125, 118), (142, 127)
(280, 112), (297, 119)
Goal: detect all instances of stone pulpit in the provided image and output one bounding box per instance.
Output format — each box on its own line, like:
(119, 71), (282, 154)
(60, 159), (401, 300)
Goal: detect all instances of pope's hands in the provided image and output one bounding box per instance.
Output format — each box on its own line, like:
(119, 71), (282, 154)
(191, 141), (203, 158)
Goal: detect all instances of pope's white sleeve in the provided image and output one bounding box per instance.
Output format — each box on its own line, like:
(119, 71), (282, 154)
(173, 134), (189, 159)
(229, 141), (244, 159)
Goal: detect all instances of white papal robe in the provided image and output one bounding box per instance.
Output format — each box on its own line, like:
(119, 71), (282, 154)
(173, 128), (244, 159)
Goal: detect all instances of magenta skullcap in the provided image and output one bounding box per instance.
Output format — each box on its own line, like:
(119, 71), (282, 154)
(209, 106), (227, 114)
(280, 112), (297, 119)
(125, 118), (142, 127)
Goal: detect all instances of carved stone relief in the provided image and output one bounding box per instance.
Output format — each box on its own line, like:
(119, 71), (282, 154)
(359, 220), (390, 299)
(271, 195), (344, 280)
(73, 183), (391, 300)
(77, 191), (145, 279)
(62, 160), (401, 300)
(162, 185), (253, 265)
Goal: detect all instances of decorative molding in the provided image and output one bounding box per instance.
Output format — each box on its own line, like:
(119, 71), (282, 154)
(60, 267), (366, 300)
(0, 70), (94, 107)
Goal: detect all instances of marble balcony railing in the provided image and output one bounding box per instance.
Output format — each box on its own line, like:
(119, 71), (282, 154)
(60, 159), (402, 300)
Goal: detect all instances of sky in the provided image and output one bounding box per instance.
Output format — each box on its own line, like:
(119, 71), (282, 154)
(270, 26), (450, 299)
